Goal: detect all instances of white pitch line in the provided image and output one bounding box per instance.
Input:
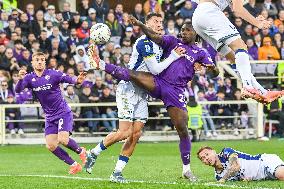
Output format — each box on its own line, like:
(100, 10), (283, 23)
(0, 174), (278, 189)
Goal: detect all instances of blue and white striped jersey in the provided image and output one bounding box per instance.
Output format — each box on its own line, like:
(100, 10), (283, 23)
(128, 35), (163, 72)
(215, 147), (262, 181)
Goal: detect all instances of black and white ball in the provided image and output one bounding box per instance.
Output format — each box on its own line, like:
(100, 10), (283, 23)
(90, 23), (111, 44)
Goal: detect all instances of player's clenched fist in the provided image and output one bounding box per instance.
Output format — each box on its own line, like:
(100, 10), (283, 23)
(19, 69), (27, 80)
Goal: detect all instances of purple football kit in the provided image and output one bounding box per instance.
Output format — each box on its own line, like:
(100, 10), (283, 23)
(150, 35), (214, 111)
(15, 69), (77, 135)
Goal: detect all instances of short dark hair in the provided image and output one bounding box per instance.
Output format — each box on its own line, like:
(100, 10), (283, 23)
(197, 146), (213, 159)
(32, 51), (45, 58)
(14, 40), (23, 45)
(145, 12), (162, 21)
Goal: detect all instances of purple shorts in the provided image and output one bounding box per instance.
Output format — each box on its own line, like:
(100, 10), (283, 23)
(45, 111), (73, 136)
(150, 76), (187, 111)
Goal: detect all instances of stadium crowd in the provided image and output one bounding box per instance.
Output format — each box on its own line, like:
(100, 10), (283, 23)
(0, 0), (284, 138)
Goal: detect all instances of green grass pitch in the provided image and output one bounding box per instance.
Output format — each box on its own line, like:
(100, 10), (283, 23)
(0, 140), (283, 189)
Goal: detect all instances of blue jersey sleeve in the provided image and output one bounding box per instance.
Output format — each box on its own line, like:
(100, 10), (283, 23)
(136, 39), (155, 58)
(222, 148), (237, 160)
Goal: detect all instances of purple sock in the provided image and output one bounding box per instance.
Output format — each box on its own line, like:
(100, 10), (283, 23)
(105, 64), (130, 81)
(179, 136), (191, 165)
(52, 146), (75, 165)
(66, 138), (82, 154)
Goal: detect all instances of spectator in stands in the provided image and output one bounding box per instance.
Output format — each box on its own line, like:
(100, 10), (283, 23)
(242, 24), (253, 42)
(110, 44), (122, 65)
(49, 26), (67, 51)
(8, 70), (18, 95)
(0, 80), (12, 102)
(62, 2), (74, 21)
(9, 9), (19, 23)
(162, 0), (176, 20)
(73, 45), (89, 69)
(76, 20), (90, 42)
(244, 0), (262, 17)
(31, 10), (45, 38)
(60, 20), (71, 41)
(39, 0), (49, 13)
(120, 53), (130, 68)
(224, 77), (235, 100)
(121, 12), (132, 31)
(0, 31), (9, 46)
(91, 0), (109, 23)
(79, 83), (100, 133)
(4, 19), (16, 39)
(246, 38), (258, 60)
(0, 11), (9, 30)
(144, 0), (163, 15)
(13, 40), (24, 62)
(64, 85), (81, 124)
(105, 12), (123, 39)
(254, 33), (262, 48)
(26, 3), (35, 21)
(78, 0), (90, 18)
(49, 38), (66, 59)
(232, 89), (249, 130)
(216, 77), (226, 94)
(69, 12), (82, 29)
(180, 0), (195, 19)
(258, 37), (280, 60)
(43, 20), (53, 38)
(86, 8), (102, 26)
(1, 48), (13, 72)
(5, 93), (25, 135)
(6, 32), (18, 49)
(19, 13), (31, 37)
(121, 38), (132, 55)
(132, 3), (145, 23)
(274, 33), (282, 52)
(44, 5), (57, 22)
(54, 12), (64, 26)
(39, 30), (51, 52)
(99, 85), (117, 132)
(194, 67), (209, 92)
(9, 57), (20, 72)
(262, 0), (278, 18)
(0, 44), (6, 61)
(115, 4), (124, 24)
(197, 90), (217, 137)
(67, 28), (81, 53)
(274, 10), (284, 28)
(210, 90), (233, 128)
(18, 49), (31, 71)
(165, 19), (179, 37)
(277, 0), (284, 11)
(93, 76), (105, 98)
(205, 84), (217, 101)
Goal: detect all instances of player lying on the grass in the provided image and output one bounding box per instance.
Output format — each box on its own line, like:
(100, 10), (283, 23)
(197, 146), (284, 182)
(192, 0), (283, 104)
(15, 52), (87, 174)
(85, 13), (186, 183)
(88, 18), (220, 181)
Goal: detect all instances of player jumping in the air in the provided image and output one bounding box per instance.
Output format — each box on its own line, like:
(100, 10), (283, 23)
(88, 16), (219, 181)
(15, 52), (87, 174)
(197, 146), (284, 182)
(85, 13), (185, 183)
(192, 0), (283, 104)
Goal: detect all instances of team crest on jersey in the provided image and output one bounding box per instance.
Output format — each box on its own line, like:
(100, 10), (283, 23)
(45, 75), (50, 80)
(192, 50), (198, 54)
(145, 44), (151, 53)
(32, 78), (36, 82)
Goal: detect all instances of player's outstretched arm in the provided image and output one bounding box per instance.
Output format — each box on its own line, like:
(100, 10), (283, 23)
(15, 69), (29, 93)
(145, 47), (185, 75)
(232, 0), (271, 29)
(76, 72), (87, 84)
(129, 15), (162, 45)
(218, 154), (240, 183)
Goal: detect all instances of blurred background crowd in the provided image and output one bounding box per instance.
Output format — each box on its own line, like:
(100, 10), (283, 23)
(0, 0), (284, 138)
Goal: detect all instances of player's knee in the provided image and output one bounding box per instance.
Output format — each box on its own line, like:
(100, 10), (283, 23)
(132, 130), (142, 141)
(116, 129), (131, 141)
(46, 143), (58, 151)
(58, 136), (69, 146)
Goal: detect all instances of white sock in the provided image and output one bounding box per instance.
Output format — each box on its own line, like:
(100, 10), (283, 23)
(235, 51), (253, 89)
(183, 164), (191, 174)
(114, 155), (129, 173)
(91, 142), (106, 156)
(99, 59), (106, 70)
(250, 74), (268, 95)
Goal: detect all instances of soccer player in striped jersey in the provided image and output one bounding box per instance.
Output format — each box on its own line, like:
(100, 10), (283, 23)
(192, 0), (283, 104)
(85, 13), (185, 183)
(198, 146), (284, 182)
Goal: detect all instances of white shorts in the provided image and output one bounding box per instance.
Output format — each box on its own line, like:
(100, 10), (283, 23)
(259, 154), (284, 180)
(192, 2), (241, 56)
(116, 81), (148, 123)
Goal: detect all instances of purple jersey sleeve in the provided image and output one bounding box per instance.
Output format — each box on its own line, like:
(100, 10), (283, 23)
(15, 75), (31, 93)
(160, 35), (178, 51)
(53, 70), (77, 84)
(198, 49), (215, 66)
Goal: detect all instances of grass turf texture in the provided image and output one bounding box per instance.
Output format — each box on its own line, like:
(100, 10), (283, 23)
(0, 140), (283, 189)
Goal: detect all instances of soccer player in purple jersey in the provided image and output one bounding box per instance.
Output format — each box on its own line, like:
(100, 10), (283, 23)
(88, 17), (219, 181)
(15, 52), (87, 174)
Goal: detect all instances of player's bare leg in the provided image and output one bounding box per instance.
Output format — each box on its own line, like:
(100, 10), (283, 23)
(275, 166), (284, 181)
(45, 134), (81, 174)
(58, 131), (87, 165)
(167, 107), (197, 182)
(110, 121), (144, 183)
(85, 121), (133, 174)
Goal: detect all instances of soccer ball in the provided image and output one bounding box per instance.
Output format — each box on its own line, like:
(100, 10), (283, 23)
(90, 23), (111, 45)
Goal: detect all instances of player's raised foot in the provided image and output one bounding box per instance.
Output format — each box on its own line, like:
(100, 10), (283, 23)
(69, 162), (82, 175)
(87, 44), (101, 70)
(110, 172), (128, 183)
(79, 147), (87, 165)
(262, 90), (283, 104)
(183, 171), (197, 182)
(241, 87), (259, 99)
(84, 151), (97, 174)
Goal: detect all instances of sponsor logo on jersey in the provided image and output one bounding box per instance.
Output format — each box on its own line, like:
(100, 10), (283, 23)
(32, 84), (52, 92)
(184, 55), (195, 62)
